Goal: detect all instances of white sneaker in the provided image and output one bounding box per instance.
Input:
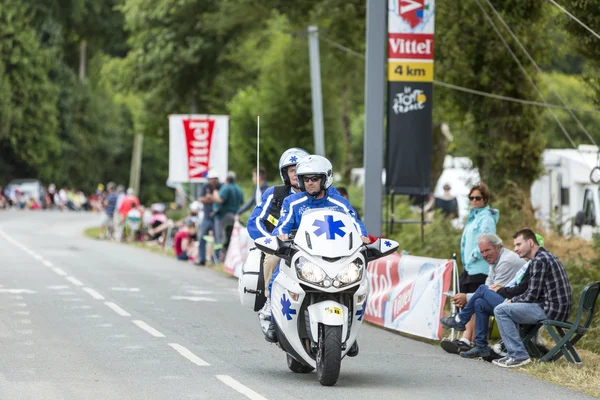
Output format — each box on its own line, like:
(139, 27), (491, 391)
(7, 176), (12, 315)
(259, 298), (272, 320)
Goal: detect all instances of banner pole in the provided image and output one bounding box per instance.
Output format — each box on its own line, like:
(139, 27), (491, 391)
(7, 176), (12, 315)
(450, 253), (458, 341)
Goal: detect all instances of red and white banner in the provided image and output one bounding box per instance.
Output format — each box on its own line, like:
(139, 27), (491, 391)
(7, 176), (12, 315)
(365, 253), (452, 340)
(224, 221), (253, 277)
(168, 114), (229, 183)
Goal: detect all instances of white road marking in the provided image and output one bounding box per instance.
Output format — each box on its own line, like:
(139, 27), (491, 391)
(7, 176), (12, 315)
(58, 291), (76, 296)
(170, 295), (217, 302)
(70, 305), (92, 310)
(66, 277), (84, 287)
(52, 267), (67, 276)
(216, 375), (268, 400)
(96, 323), (113, 328)
(104, 302), (131, 317)
(14, 311), (30, 316)
(14, 303), (27, 307)
(19, 319), (32, 324)
(42, 260), (54, 268)
(168, 343), (210, 367)
(63, 298), (84, 302)
(82, 288), (105, 300)
(132, 320), (165, 338)
(111, 287), (140, 292)
(15, 329), (33, 335)
(186, 290), (213, 295)
(85, 314), (102, 319)
(33, 254), (43, 261)
(0, 289), (36, 294)
(47, 285), (70, 290)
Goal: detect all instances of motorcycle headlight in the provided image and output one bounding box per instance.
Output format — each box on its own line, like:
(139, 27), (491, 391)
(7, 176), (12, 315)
(337, 259), (363, 284)
(296, 257), (327, 283)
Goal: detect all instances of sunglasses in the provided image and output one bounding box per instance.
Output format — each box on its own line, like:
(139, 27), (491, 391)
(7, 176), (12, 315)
(469, 196), (483, 201)
(302, 176), (321, 183)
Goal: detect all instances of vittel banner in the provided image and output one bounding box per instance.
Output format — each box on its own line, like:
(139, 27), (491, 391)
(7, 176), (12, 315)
(365, 253), (453, 340)
(386, 0), (435, 195)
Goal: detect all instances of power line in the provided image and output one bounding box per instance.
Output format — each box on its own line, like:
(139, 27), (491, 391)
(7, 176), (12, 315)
(473, 0), (578, 149)
(483, 0), (597, 146)
(548, 0), (600, 41)
(317, 34), (600, 115)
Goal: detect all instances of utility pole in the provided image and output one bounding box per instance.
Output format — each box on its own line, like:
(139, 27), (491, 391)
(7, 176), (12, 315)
(308, 26), (326, 156)
(363, 0), (386, 236)
(128, 134), (144, 195)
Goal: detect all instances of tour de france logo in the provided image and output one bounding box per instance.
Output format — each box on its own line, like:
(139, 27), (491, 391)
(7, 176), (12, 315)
(392, 86), (427, 114)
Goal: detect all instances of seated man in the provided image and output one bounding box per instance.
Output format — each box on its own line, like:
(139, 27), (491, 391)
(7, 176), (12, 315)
(440, 233), (526, 355)
(173, 221), (198, 261)
(265, 155), (369, 343)
(492, 228), (572, 368)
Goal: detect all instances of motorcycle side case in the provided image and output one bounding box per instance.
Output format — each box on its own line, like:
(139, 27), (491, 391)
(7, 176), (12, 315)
(238, 248), (267, 311)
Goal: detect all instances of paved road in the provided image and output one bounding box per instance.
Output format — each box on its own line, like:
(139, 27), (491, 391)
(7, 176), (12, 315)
(0, 211), (594, 400)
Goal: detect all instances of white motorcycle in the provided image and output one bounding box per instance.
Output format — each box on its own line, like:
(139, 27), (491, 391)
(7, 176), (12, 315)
(239, 208), (398, 386)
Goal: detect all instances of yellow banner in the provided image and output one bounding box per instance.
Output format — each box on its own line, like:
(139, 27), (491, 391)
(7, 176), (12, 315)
(388, 61), (434, 82)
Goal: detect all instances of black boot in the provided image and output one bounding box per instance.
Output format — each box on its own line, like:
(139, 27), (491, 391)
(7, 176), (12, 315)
(265, 321), (278, 343)
(347, 341), (359, 357)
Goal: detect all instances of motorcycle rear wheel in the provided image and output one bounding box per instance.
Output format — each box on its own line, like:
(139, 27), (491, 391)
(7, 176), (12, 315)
(316, 324), (342, 386)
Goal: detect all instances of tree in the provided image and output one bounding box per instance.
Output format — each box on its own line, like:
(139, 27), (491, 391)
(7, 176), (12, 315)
(435, 0), (550, 195)
(0, 1), (60, 180)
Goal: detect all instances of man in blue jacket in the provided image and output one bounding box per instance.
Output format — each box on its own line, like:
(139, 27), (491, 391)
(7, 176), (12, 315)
(247, 148), (309, 320)
(265, 155), (369, 344)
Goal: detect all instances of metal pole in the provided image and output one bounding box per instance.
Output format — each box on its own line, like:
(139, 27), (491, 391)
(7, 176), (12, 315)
(362, 0), (386, 236)
(308, 26), (325, 156)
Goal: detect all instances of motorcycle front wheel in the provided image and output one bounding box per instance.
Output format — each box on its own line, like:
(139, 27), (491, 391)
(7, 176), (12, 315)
(316, 324), (342, 386)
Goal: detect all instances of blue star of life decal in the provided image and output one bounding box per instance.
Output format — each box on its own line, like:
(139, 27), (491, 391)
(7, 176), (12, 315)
(281, 294), (297, 321)
(290, 155), (298, 163)
(312, 215), (346, 240)
(355, 299), (367, 321)
(264, 237), (272, 244)
(384, 240), (392, 248)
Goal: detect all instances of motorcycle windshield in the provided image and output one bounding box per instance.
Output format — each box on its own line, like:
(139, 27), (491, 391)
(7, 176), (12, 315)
(293, 209), (363, 257)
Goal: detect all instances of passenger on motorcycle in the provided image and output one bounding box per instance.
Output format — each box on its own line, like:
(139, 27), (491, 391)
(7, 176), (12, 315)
(247, 147), (309, 320)
(264, 154), (369, 342)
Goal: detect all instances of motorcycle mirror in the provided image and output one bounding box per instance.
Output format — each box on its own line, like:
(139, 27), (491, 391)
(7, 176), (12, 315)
(254, 236), (278, 255)
(361, 238), (399, 263)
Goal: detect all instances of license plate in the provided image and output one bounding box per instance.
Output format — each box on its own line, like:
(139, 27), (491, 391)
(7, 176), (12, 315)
(325, 306), (342, 315)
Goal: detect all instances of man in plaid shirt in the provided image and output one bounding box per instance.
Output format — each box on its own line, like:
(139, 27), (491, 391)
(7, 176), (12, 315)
(492, 228), (572, 368)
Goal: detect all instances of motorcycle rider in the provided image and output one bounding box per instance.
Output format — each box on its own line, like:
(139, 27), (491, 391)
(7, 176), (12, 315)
(247, 147), (310, 320)
(265, 155), (369, 346)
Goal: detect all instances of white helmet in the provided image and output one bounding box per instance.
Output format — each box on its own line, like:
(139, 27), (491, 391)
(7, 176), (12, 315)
(296, 155), (333, 193)
(278, 148), (309, 185)
(190, 201), (201, 213)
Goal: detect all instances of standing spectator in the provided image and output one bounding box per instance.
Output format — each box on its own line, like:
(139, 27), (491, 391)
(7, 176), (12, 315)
(100, 183), (118, 239)
(118, 188), (140, 220)
(236, 168), (269, 218)
(125, 202), (142, 242)
(196, 170), (221, 266)
(212, 171), (244, 262)
(441, 182), (499, 355)
(493, 228), (572, 368)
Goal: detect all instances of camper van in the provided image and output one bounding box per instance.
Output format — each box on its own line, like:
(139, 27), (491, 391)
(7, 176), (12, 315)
(531, 145), (600, 240)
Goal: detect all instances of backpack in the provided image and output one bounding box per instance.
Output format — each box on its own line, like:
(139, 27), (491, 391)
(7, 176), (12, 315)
(263, 184), (290, 233)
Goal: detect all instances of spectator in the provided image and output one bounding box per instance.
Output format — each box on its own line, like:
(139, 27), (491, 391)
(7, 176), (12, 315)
(146, 203), (168, 242)
(125, 202), (142, 242)
(434, 184), (459, 218)
(440, 233), (527, 356)
(492, 228), (572, 368)
(212, 171), (244, 262)
(336, 187), (361, 220)
(442, 182), (499, 355)
(236, 167), (269, 217)
(100, 183), (118, 239)
(197, 170), (221, 266)
(174, 221), (198, 261)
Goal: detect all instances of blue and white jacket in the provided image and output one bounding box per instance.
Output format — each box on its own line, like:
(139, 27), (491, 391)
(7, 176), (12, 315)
(247, 185), (294, 240)
(272, 187), (367, 236)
